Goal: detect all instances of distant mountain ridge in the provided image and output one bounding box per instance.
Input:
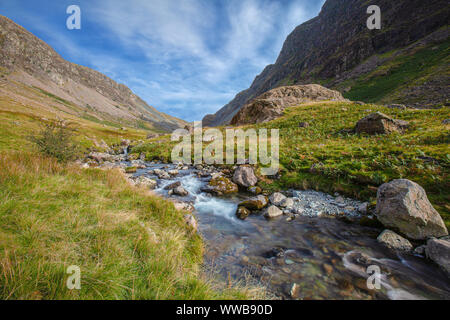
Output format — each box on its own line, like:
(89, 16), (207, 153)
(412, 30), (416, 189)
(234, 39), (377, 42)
(203, 0), (450, 127)
(0, 15), (186, 131)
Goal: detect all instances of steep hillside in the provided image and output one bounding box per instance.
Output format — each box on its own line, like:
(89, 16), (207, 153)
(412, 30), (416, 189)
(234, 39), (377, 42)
(0, 15), (186, 132)
(203, 0), (449, 126)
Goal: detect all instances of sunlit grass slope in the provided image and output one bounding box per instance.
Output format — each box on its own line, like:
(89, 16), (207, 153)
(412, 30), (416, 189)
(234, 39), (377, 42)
(0, 152), (250, 300)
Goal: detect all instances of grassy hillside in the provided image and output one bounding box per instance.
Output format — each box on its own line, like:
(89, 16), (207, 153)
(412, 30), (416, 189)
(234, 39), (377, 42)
(0, 92), (150, 153)
(133, 102), (450, 227)
(0, 152), (252, 299)
(0, 87), (256, 299)
(342, 38), (449, 106)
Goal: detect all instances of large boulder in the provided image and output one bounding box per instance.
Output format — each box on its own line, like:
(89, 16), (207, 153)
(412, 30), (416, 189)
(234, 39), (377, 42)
(355, 112), (409, 135)
(376, 179), (448, 240)
(208, 176), (238, 195)
(239, 195), (269, 211)
(426, 238), (450, 275)
(377, 230), (413, 251)
(233, 166), (258, 188)
(230, 85), (347, 125)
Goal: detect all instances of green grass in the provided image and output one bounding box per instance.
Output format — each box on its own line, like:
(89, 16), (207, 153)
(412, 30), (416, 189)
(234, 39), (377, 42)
(0, 152), (251, 300)
(258, 102), (450, 227)
(133, 101), (450, 227)
(344, 39), (450, 104)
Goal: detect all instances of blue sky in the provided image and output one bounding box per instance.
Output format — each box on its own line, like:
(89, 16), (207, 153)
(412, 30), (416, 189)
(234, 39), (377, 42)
(0, 0), (325, 121)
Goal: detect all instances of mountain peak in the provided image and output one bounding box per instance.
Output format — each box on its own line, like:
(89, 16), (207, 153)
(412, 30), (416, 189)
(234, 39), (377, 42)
(203, 0), (449, 127)
(0, 15), (186, 132)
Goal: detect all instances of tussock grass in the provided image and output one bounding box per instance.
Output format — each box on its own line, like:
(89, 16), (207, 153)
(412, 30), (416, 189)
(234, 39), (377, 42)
(0, 152), (250, 300)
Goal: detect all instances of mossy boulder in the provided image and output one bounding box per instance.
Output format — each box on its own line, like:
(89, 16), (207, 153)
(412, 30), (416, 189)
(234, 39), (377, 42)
(236, 206), (251, 220)
(239, 195), (269, 211)
(248, 186), (262, 195)
(208, 176), (238, 195)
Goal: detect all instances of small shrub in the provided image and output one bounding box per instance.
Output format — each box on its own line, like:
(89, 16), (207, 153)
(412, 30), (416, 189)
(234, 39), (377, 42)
(28, 120), (78, 163)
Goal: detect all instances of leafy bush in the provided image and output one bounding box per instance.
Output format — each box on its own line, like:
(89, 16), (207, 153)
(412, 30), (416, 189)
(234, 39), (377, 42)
(28, 120), (78, 163)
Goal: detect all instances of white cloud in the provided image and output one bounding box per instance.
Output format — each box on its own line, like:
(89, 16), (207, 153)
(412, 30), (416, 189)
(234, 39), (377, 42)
(10, 0), (322, 121)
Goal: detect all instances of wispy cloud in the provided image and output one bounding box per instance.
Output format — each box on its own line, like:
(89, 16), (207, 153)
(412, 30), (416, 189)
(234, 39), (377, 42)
(0, 0), (324, 121)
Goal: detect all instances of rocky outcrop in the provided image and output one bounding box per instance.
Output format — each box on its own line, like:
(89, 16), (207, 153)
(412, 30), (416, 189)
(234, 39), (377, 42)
(426, 238), (450, 275)
(376, 179), (448, 240)
(377, 230), (413, 251)
(203, 0), (449, 127)
(230, 85), (346, 125)
(355, 112), (409, 135)
(0, 15), (186, 131)
(232, 166), (258, 188)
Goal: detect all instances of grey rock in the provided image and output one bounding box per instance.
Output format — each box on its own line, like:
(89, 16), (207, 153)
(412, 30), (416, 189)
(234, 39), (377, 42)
(233, 166), (258, 187)
(376, 179), (448, 240)
(426, 238), (450, 275)
(264, 205), (283, 219)
(269, 192), (287, 206)
(173, 186), (189, 196)
(377, 230), (413, 251)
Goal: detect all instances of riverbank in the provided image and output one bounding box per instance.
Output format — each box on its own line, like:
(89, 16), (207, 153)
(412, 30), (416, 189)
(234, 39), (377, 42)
(0, 151), (254, 299)
(114, 159), (449, 300)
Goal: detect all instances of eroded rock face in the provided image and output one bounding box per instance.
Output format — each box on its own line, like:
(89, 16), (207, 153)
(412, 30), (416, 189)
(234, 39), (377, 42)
(377, 230), (413, 251)
(426, 238), (450, 275)
(355, 112), (409, 135)
(173, 186), (189, 196)
(202, 0), (449, 127)
(376, 179), (448, 240)
(230, 85), (346, 125)
(233, 166), (258, 188)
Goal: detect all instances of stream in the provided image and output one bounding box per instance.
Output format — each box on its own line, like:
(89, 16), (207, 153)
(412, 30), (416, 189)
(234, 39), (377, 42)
(129, 162), (450, 300)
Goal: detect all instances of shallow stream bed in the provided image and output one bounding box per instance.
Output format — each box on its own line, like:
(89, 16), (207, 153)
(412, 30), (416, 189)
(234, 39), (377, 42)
(132, 163), (450, 300)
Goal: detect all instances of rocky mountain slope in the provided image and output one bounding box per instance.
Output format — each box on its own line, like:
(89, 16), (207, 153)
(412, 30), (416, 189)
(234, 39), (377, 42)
(203, 0), (449, 127)
(0, 15), (186, 132)
(230, 84), (346, 125)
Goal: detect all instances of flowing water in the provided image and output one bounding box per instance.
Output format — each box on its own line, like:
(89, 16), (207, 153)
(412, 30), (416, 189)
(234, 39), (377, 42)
(132, 163), (450, 300)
